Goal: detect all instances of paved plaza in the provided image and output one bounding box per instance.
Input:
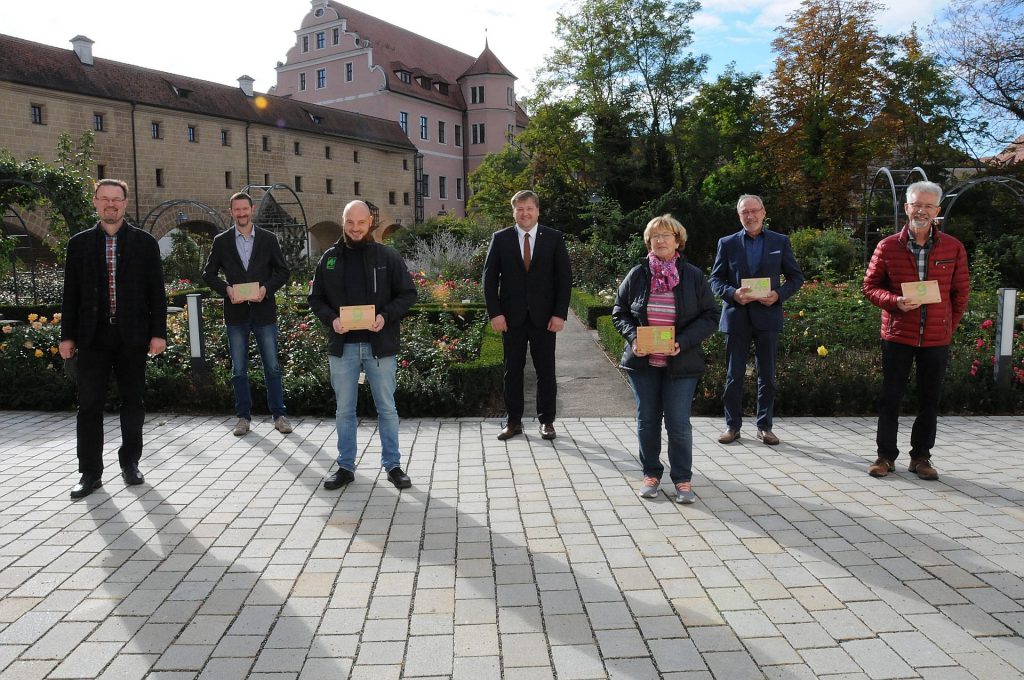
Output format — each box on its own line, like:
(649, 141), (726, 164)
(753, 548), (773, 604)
(2, 411), (1024, 679)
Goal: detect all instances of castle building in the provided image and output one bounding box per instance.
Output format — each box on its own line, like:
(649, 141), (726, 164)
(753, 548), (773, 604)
(0, 32), (417, 254)
(274, 0), (528, 221)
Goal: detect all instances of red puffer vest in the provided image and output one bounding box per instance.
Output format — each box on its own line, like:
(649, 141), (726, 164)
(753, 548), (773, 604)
(862, 226), (970, 347)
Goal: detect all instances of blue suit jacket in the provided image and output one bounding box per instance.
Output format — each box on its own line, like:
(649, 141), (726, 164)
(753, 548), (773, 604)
(709, 229), (804, 333)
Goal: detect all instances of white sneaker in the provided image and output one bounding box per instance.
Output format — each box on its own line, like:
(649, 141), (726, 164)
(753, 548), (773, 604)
(274, 416), (293, 434)
(233, 418), (250, 436)
(638, 476), (660, 499)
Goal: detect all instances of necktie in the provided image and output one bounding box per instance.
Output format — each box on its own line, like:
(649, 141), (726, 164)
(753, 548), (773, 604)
(523, 232), (531, 271)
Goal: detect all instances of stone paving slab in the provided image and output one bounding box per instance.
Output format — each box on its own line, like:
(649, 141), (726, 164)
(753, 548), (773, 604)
(1, 411), (1024, 679)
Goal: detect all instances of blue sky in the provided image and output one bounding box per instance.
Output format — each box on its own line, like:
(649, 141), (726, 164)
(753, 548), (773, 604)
(3, 0), (953, 97)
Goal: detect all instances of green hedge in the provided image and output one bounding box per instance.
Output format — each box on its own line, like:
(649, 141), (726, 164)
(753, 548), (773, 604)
(571, 288), (614, 329)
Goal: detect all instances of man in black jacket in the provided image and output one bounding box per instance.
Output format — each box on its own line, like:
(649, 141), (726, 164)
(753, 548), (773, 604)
(203, 192), (292, 436)
(483, 190), (572, 441)
(60, 179), (167, 499)
(308, 200), (417, 490)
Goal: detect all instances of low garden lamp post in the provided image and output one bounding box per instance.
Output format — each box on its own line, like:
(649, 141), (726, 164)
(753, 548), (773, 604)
(994, 287), (1018, 387)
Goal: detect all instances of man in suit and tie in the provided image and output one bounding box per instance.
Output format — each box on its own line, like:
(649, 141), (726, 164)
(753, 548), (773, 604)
(710, 195), (804, 446)
(483, 190), (572, 441)
(203, 191), (292, 436)
(60, 179), (168, 499)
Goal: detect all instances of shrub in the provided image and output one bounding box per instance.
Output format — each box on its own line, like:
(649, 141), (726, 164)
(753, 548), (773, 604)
(571, 288), (615, 329)
(790, 226), (863, 281)
(404, 231), (488, 281)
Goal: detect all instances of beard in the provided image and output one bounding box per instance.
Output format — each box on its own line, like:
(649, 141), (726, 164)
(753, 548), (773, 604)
(343, 230), (373, 248)
(909, 216), (933, 230)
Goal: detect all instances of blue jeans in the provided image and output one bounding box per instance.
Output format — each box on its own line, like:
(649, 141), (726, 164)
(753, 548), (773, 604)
(626, 366), (699, 484)
(723, 329), (778, 432)
(329, 344), (401, 472)
(226, 321), (286, 420)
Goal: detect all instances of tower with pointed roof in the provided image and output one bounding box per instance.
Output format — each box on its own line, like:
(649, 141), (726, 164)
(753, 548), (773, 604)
(276, 1), (526, 221)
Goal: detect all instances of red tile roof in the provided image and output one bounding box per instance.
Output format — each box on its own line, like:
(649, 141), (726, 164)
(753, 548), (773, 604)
(0, 33), (415, 151)
(461, 42), (515, 79)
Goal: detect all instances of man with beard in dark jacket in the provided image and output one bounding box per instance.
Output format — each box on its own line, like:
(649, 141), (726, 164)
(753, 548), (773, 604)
(308, 200), (417, 490)
(863, 181), (969, 481)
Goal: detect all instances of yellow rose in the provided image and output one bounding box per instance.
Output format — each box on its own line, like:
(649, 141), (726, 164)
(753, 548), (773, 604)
(0, 343), (6, 350)
(39, 316), (48, 323)
(52, 313), (62, 323)
(799, 310), (806, 317)
(27, 313), (38, 322)
(817, 345), (828, 357)
(50, 346), (58, 355)
(32, 322), (43, 330)
(23, 341), (33, 349)
(34, 349), (44, 358)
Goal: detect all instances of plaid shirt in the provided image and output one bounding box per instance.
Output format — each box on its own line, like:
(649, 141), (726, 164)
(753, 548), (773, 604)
(906, 227), (934, 335)
(105, 233), (117, 316)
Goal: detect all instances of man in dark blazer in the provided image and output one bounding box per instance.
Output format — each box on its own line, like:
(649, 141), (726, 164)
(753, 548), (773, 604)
(483, 190), (572, 441)
(203, 192), (292, 436)
(710, 194), (804, 446)
(60, 179), (167, 499)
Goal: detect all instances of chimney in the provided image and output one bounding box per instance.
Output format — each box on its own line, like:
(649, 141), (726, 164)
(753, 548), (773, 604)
(238, 75), (255, 98)
(70, 35), (94, 66)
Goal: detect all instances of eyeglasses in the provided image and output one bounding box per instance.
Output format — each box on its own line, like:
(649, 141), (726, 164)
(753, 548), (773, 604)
(649, 233), (675, 241)
(907, 203), (939, 211)
(739, 208), (763, 216)
(95, 197), (126, 204)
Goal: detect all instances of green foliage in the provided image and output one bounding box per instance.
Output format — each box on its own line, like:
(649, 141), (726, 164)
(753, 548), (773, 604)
(596, 315), (625, 366)
(467, 146), (529, 227)
(0, 132), (96, 263)
(628, 189), (736, 271)
(162, 229), (212, 284)
(974, 234), (1024, 289)
(570, 288), (615, 329)
(566, 234), (641, 294)
(789, 226), (863, 281)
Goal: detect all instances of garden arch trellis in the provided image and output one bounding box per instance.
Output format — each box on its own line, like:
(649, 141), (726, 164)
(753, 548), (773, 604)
(140, 199), (227, 238)
(862, 166), (929, 263)
(240, 183), (310, 267)
(940, 176), (1024, 233)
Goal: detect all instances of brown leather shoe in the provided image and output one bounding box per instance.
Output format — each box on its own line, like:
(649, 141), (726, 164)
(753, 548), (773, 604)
(868, 457), (894, 477)
(909, 457), (939, 480)
(757, 430), (780, 445)
(540, 423), (556, 440)
(497, 423), (523, 440)
(718, 429), (740, 444)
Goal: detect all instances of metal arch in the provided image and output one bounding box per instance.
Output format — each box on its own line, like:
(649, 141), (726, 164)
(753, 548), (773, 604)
(1, 206), (40, 305)
(941, 176), (1024, 232)
(241, 183), (310, 266)
(863, 167), (930, 263)
(140, 199), (226, 235)
(0, 177), (78, 232)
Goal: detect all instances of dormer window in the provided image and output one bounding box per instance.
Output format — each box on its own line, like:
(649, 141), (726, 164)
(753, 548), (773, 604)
(396, 70), (411, 84)
(308, 112), (322, 124)
(436, 82), (449, 95)
(416, 76), (430, 90)
(171, 85), (192, 98)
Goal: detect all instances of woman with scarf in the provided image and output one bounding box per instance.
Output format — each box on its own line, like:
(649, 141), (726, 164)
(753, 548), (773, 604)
(612, 214), (719, 503)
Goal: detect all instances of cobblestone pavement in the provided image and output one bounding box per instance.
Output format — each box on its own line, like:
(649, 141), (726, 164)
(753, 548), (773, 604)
(2, 411), (1024, 679)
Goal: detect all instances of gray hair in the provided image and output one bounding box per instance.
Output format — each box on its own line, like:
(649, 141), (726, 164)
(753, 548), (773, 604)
(906, 181), (943, 204)
(736, 194), (764, 211)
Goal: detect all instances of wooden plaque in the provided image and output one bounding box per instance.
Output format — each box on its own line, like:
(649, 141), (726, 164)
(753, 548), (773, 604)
(339, 305), (376, 330)
(636, 326), (676, 355)
(741, 277), (772, 299)
(901, 280), (941, 305)
(233, 282), (260, 301)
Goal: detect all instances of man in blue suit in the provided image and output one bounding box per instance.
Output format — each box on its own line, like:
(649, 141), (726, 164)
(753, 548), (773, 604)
(710, 195), (804, 445)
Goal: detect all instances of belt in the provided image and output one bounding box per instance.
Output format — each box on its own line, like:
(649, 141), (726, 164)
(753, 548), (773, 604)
(107, 316), (118, 325)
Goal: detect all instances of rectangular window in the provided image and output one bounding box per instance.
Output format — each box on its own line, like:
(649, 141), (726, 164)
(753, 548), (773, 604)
(225, 171), (232, 189)
(97, 164), (106, 180)
(295, 176), (303, 192)
(30, 104), (43, 125)
(151, 121), (161, 139)
(346, 62), (353, 82)
(471, 86), (484, 104)
(419, 116), (428, 140)
(325, 145), (331, 159)
(299, 72), (306, 91)
(454, 124), (463, 147)
(507, 124), (515, 141)
(422, 174), (430, 198)
(472, 123), (485, 144)
(403, 192), (410, 206)
(353, 150), (359, 163)
(302, 35), (309, 52)
(399, 111), (408, 133)
(262, 136), (270, 151)
(439, 176), (447, 200)
(264, 173), (270, 185)
(294, 141), (301, 155)
(316, 31), (325, 49)
(155, 168), (164, 188)
(438, 121), (446, 144)
(93, 113), (104, 132)
(333, 28), (340, 45)
(221, 129), (230, 146)
(187, 125), (197, 143)
(456, 177), (463, 200)
(403, 159), (409, 171)
(508, 87), (515, 107)
(389, 191), (396, 205)
(316, 68), (326, 88)
(354, 181), (361, 196)
(326, 178), (333, 194)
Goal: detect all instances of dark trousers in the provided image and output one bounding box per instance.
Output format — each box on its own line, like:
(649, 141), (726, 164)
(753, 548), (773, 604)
(502, 322), (557, 425)
(723, 328), (779, 432)
(876, 340), (950, 461)
(76, 323), (149, 475)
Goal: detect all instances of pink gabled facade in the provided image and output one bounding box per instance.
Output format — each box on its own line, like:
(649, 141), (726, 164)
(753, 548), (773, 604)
(274, 0), (526, 221)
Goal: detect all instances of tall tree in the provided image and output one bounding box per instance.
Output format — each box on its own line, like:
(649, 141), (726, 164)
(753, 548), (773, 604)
(766, 0), (882, 227)
(931, 0), (1024, 144)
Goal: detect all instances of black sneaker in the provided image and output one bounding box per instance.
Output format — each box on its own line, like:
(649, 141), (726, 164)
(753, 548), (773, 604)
(323, 468), (354, 490)
(386, 467), (412, 489)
